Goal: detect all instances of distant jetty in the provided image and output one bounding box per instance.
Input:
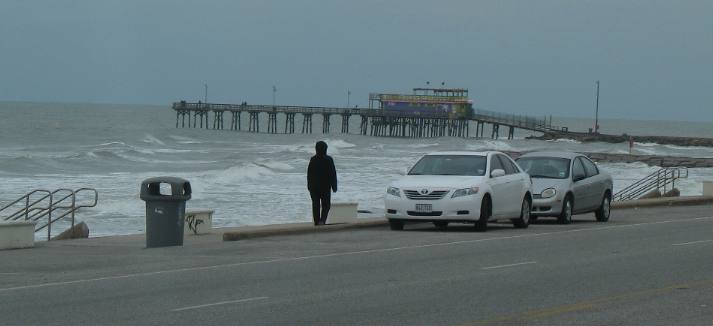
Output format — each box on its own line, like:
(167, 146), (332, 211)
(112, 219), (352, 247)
(530, 131), (713, 148)
(505, 151), (713, 168)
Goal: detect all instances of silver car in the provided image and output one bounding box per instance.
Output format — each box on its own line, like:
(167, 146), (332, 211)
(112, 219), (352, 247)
(515, 151), (613, 224)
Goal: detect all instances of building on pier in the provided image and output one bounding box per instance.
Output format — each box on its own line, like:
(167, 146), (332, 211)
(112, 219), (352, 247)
(369, 87), (473, 119)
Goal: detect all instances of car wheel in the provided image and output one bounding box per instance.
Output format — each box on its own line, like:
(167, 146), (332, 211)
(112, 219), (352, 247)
(512, 197), (531, 229)
(475, 197), (490, 232)
(558, 195), (573, 224)
(595, 193), (611, 222)
(433, 221), (448, 229)
(389, 219), (404, 231)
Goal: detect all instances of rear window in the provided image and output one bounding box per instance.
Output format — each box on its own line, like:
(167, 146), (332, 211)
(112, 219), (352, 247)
(409, 155), (487, 176)
(498, 154), (520, 175)
(581, 157), (599, 177)
(516, 157), (571, 179)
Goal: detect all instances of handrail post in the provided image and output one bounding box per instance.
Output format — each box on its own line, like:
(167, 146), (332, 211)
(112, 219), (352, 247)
(71, 191), (76, 237)
(25, 195), (29, 220)
(47, 193), (53, 241)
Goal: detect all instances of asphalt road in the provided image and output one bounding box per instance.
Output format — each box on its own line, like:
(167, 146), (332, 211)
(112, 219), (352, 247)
(1, 205), (712, 325)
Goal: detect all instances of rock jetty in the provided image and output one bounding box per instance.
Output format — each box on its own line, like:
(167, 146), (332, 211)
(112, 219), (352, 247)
(505, 151), (713, 168)
(530, 132), (713, 148)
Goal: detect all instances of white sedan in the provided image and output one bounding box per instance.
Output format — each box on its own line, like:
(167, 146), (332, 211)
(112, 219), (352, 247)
(385, 151), (533, 231)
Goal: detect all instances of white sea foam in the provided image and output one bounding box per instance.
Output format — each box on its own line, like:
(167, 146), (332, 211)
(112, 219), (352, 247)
(663, 144), (710, 151)
(202, 163), (276, 185)
(287, 139), (356, 155)
(324, 139), (356, 148)
(407, 143), (440, 148)
(633, 147), (659, 156)
(466, 140), (514, 152)
(154, 148), (195, 154)
(142, 134), (166, 146)
(548, 138), (581, 144)
(95, 141), (127, 147)
(168, 135), (203, 144)
(255, 160), (294, 171)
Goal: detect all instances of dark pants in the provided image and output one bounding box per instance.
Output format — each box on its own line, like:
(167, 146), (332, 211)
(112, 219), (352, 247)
(310, 191), (331, 225)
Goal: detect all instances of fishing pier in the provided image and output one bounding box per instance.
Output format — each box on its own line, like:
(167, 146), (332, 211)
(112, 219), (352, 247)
(173, 104), (566, 140)
(173, 87), (566, 139)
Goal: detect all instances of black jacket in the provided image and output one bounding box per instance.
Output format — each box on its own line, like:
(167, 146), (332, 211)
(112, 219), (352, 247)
(307, 152), (337, 193)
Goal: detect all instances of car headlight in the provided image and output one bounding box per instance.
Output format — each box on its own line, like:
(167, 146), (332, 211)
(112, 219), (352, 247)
(452, 187), (479, 198)
(541, 188), (557, 199)
(387, 187), (401, 197)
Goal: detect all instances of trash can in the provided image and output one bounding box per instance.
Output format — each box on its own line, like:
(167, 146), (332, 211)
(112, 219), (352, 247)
(140, 177), (192, 248)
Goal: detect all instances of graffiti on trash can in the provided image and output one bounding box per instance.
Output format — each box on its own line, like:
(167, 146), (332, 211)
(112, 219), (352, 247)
(185, 214), (204, 235)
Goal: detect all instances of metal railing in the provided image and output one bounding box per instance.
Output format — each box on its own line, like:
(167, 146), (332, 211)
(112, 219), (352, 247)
(1, 188), (98, 240)
(613, 167), (688, 201)
(472, 109), (566, 132)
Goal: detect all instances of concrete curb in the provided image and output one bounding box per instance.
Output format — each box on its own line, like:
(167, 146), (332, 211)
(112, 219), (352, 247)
(221, 196), (713, 241)
(222, 218), (387, 241)
(611, 196), (713, 209)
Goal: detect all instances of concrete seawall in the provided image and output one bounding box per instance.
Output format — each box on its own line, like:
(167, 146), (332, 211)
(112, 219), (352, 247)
(219, 196), (713, 241)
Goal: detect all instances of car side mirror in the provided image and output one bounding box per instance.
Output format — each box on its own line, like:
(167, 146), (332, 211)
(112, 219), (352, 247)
(401, 167), (409, 176)
(491, 169), (506, 178)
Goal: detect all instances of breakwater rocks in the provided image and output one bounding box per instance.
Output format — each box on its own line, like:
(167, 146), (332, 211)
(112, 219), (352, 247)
(583, 152), (713, 168)
(505, 151), (713, 168)
(530, 132), (713, 148)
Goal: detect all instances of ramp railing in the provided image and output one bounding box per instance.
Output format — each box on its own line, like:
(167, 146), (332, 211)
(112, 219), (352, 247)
(613, 167), (688, 201)
(0, 188), (98, 240)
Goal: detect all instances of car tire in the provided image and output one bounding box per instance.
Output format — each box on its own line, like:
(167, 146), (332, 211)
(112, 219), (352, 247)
(475, 197), (490, 232)
(558, 195), (573, 224)
(512, 197), (531, 229)
(433, 221), (448, 229)
(389, 219), (404, 231)
(595, 193), (611, 222)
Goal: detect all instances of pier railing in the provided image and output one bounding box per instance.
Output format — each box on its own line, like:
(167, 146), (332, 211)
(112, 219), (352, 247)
(172, 102), (453, 118)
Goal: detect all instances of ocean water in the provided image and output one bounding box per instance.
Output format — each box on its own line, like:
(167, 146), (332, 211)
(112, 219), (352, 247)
(2, 102), (713, 238)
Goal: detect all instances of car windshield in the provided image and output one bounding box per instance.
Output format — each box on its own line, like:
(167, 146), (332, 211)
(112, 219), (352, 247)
(516, 157), (571, 179)
(408, 155), (487, 176)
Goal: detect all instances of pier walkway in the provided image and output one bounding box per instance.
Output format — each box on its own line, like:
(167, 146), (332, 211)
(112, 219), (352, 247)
(172, 102), (567, 139)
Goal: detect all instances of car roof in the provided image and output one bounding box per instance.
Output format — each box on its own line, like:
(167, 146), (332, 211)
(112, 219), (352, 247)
(518, 151), (581, 160)
(425, 151), (495, 156)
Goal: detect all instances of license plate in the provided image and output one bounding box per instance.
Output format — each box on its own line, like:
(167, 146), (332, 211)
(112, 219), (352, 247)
(415, 204), (432, 212)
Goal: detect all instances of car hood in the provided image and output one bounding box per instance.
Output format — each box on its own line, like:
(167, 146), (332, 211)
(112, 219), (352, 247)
(531, 178), (571, 194)
(390, 175), (486, 189)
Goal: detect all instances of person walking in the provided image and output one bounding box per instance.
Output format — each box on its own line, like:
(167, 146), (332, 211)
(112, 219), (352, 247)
(307, 141), (337, 225)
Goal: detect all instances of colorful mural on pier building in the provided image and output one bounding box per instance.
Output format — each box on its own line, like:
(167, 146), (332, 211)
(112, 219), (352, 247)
(369, 88), (474, 119)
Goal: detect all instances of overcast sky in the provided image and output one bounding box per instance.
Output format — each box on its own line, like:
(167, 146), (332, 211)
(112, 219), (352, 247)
(1, 0), (711, 121)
